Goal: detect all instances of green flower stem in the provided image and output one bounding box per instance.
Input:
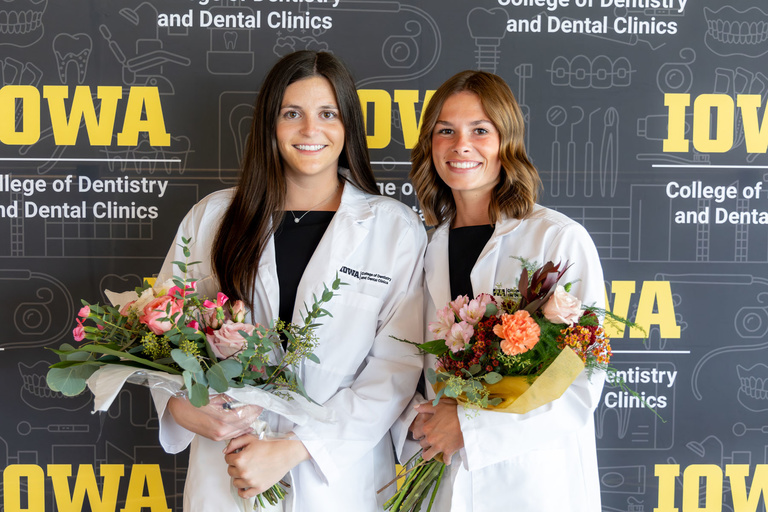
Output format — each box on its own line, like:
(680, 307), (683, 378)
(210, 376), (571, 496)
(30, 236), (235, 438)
(385, 454), (445, 512)
(73, 345), (182, 374)
(426, 463), (446, 512)
(253, 482), (287, 509)
(401, 460), (443, 511)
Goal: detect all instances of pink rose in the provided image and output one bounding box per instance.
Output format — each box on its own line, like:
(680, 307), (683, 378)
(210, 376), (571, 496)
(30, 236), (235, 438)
(119, 300), (136, 317)
(542, 285), (582, 325)
(78, 305), (90, 318)
(140, 295), (183, 335)
(445, 321), (474, 353)
(73, 319), (85, 342)
(493, 310), (540, 356)
(207, 321), (256, 359)
(230, 300), (247, 323)
(428, 305), (455, 339)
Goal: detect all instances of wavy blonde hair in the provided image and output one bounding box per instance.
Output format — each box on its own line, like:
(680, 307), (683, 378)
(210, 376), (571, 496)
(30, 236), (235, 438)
(410, 70), (541, 226)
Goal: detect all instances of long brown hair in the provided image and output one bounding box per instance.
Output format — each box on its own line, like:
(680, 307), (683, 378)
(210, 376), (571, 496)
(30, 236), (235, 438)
(212, 51), (378, 309)
(410, 70), (541, 227)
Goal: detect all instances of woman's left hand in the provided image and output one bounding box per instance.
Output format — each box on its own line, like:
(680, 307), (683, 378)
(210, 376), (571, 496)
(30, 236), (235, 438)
(411, 398), (464, 464)
(223, 433), (310, 498)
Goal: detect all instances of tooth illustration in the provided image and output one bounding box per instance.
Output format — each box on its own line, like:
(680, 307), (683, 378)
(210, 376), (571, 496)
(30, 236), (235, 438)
(704, 7), (768, 57)
(736, 363), (768, 412)
(102, 133), (192, 175)
(0, 0), (48, 48)
(223, 30), (238, 51)
(549, 56), (570, 87)
(53, 32), (92, 84)
(599, 398), (633, 440)
(19, 361), (91, 411)
(613, 57), (632, 88)
(592, 55), (612, 89)
(467, 8), (508, 73)
(571, 55), (591, 89)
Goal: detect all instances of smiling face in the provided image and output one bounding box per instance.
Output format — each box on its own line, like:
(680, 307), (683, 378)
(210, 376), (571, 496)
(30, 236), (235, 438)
(276, 75), (345, 185)
(431, 91), (502, 204)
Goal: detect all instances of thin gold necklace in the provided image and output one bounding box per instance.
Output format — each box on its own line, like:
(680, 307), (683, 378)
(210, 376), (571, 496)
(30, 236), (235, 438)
(288, 181), (340, 224)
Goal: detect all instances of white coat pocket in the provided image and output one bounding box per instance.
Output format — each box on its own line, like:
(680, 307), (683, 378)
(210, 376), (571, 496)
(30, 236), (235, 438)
(309, 290), (384, 379)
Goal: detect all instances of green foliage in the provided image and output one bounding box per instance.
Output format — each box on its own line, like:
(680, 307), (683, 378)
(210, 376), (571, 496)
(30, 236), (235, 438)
(45, 238), (344, 407)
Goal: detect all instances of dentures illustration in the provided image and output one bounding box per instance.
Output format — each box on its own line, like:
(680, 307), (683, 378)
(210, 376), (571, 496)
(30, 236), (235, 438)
(704, 6), (768, 58)
(0, 0), (48, 47)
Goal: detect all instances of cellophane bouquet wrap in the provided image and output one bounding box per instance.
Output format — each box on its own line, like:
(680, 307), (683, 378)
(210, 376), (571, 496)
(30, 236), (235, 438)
(386, 259), (628, 512)
(46, 237), (341, 511)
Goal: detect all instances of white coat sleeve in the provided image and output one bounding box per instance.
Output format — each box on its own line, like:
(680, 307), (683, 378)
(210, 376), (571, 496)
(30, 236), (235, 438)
(459, 221), (606, 471)
(391, 390), (426, 464)
(292, 221), (427, 485)
(390, 271), (429, 464)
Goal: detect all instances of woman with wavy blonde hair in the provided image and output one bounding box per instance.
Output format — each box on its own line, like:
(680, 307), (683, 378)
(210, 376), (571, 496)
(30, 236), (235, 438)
(394, 70), (605, 511)
(410, 70), (541, 227)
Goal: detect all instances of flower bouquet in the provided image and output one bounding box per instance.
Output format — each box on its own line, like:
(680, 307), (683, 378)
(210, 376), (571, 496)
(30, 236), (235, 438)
(46, 237), (342, 510)
(385, 259), (630, 512)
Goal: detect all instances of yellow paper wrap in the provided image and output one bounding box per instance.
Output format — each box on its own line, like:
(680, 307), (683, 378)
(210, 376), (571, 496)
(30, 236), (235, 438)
(434, 346), (585, 415)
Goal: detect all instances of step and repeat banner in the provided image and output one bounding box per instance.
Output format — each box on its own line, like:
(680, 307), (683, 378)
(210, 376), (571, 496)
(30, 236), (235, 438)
(2, 0), (767, 510)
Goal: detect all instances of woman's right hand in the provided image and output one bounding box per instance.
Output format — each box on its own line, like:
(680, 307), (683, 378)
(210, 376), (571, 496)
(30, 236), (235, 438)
(409, 398), (464, 465)
(167, 394), (263, 441)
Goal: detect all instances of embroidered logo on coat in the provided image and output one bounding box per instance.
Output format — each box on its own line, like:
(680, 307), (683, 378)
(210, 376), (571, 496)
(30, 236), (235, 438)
(340, 266), (391, 285)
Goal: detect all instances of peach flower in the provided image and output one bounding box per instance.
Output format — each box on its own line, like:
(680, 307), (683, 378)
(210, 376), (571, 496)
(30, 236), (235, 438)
(493, 310), (540, 356)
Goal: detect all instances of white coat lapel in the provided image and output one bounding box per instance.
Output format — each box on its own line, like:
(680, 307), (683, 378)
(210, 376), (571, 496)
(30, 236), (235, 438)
(425, 223), (451, 305)
(254, 235), (280, 323)
(292, 181), (371, 324)
(470, 217), (523, 296)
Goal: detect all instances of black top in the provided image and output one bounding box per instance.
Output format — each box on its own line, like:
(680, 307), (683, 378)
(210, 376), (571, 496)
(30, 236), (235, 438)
(274, 211), (335, 322)
(448, 224), (494, 299)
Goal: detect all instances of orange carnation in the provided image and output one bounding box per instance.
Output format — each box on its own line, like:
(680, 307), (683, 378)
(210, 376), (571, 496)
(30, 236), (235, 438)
(493, 310), (541, 356)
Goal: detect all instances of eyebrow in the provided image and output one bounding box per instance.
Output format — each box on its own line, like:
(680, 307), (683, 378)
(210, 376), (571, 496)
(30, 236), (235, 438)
(280, 104), (339, 110)
(435, 119), (493, 127)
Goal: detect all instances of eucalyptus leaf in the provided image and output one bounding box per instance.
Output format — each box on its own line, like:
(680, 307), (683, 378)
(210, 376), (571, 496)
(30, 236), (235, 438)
(171, 349), (202, 373)
(46, 365), (99, 396)
(206, 363), (232, 393)
(218, 359), (243, 379)
(483, 372), (503, 384)
(188, 382), (209, 407)
(183, 370), (194, 392)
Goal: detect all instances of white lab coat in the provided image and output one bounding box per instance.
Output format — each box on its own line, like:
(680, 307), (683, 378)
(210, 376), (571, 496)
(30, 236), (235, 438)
(393, 204), (605, 512)
(152, 175), (427, 512)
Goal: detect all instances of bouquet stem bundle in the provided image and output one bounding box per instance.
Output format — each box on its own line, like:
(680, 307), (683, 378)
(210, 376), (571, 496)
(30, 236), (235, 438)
(384, 452), (445, 512)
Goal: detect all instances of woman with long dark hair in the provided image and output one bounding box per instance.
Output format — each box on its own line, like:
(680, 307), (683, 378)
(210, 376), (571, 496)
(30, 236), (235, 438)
(394, 70), (605, 511)
(154, 51), (426, 511)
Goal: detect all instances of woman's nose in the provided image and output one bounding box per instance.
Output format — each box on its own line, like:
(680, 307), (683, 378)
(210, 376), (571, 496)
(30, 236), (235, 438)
(299, 116), (318, 135)
(452, 132), (470, 153)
